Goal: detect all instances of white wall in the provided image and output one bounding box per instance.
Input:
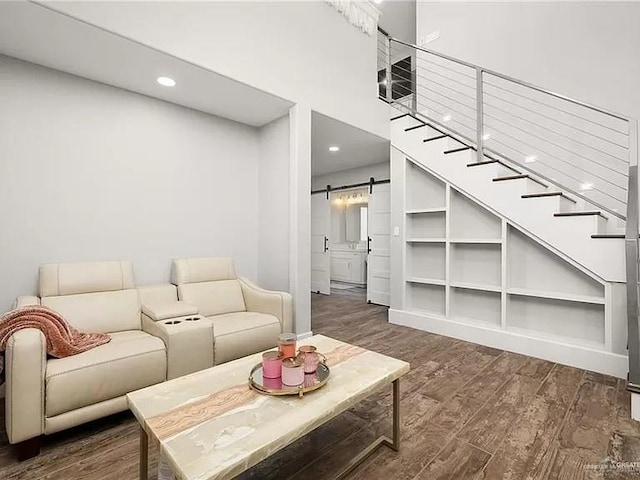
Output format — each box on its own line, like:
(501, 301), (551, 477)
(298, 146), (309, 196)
(47, 1), (390, 140)
(258, 115), (290, 292)
(378, 0), (416, 43)
(311, 161), (390, 190)
(416, 2), (640, 120)
(0, 55), (262, 312)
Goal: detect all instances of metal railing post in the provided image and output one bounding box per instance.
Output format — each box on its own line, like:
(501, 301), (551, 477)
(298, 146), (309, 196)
(411, 58), (417, 113)
(476, 67), (484, 163)
(385, 37), (392, 104)
(627, 119), (640, 392)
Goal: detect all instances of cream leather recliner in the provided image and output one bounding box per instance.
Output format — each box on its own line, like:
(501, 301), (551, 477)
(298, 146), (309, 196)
(6, 261), (167, 459)
(170, 257), (293, 364)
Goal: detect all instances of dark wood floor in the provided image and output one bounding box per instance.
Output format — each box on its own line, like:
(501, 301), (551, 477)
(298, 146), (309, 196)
(1, 294), (639, 479)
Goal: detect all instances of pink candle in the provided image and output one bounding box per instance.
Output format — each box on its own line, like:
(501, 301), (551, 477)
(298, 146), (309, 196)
(281, 357), (304, 386)
(262, 351), (284, 379)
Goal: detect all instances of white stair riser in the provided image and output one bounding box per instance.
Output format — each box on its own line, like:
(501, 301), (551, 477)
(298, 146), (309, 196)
(495, 163), (521, 177)
(404, 125), (443, 140)
(390, 115), (423, 134)
(446, 136), (469, 151)
(522, 196), (575, 216)
(492, 178), (546, 196)
(553, 215), (607, 236)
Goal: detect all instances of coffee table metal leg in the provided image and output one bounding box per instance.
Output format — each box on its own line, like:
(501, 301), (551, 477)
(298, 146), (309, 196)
(390, 377), (400, 451)
(140, 426), (148, 480)
(333, 378), (401, 480)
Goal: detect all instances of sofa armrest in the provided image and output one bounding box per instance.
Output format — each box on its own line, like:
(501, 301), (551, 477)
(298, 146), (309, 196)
(238, 278), (293, 333)
(141, 302), (198, 321)
(14, 296), (41, 309)
(142, 315), (214, 379)
(5, 329), (46, 444)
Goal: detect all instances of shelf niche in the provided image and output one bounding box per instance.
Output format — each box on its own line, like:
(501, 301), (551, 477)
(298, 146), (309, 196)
(507, 295), (605, 347)
(450, 243), (501, 288)
(406, 161), (445, 211)
(407, 282), (445, 316)
(507, 225), (604, 300)
(451, 287), (501, 327)
(407, 211), (446, 238)
(450, 188), (501, 240)
(407, 242), (446, 280)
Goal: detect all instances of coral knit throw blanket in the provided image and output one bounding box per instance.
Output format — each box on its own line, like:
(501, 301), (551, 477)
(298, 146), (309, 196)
(0, 305), (111, 376)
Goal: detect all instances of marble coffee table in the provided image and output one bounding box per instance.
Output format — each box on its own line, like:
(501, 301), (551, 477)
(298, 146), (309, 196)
(127, 334), (410, 480)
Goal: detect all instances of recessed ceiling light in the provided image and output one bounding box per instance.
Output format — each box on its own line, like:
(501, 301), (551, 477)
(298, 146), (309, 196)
(329, 146), (340, 152)
(525, 155), (537, 163)
(443, 114), (452, 122)
(157, 76), (176, 87)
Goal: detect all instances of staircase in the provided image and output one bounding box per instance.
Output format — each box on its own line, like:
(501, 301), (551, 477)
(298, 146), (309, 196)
(377, 29), (640, 389)
(391, 114), (625, 282)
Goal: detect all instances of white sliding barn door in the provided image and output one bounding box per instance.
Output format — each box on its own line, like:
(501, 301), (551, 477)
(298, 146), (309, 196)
(367, 183), (391, 305)
(311, 193), (330, 295)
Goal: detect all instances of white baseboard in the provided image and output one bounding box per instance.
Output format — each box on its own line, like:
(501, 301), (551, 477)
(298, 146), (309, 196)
(297, 331), (314, 341)
(390, 309), (628, 379)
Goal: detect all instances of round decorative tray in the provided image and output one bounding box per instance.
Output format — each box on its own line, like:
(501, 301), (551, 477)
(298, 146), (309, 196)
(248, 362), (330, 398)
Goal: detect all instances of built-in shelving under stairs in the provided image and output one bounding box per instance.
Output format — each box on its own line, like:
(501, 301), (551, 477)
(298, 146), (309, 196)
(389, 112), (628, 378)
(391, 112), (625, 283)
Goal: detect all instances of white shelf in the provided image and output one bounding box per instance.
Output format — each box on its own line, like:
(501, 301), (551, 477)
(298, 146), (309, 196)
(450, 238), (502, 244)
(407, 277), (446, 286)
(451, 281), (502, 293)
(406, 208), (446, 214)
(406, 238), (446, 243)
(507, 288), (605, 305)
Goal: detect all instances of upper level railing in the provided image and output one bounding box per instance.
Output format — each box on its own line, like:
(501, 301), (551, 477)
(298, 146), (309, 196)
(377, 27), (640, 393)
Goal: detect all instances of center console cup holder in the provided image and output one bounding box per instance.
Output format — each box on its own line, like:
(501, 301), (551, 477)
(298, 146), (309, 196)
(184, 317), (200, 322)
(164, 320), (182, 325)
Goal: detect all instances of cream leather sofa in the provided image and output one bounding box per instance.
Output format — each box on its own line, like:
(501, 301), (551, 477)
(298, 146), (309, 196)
(5, 258), (293, 460)
(170, 257), (293, 364)
(6, 261), (166, 460)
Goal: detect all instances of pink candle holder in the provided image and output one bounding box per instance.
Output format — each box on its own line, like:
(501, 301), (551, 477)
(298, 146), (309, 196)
(303, 372), (319, 388)
(262, 351), (284, 379)
(281, 357), (305, 386)
(297, 345), (327, 374)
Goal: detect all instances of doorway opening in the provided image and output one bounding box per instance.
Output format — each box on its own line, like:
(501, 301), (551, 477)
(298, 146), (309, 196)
(329, 188), (369, 300)
(309, 112), (391, 310)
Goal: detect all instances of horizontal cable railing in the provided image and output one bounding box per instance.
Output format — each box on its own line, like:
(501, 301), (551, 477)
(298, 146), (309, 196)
(377, 29), (635, 220)
(376, 26), (640, 394)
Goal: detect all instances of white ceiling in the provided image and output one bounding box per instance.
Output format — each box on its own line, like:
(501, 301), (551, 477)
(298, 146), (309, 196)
(0, 2), (293, 127)
(311, 111), (390, 176)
